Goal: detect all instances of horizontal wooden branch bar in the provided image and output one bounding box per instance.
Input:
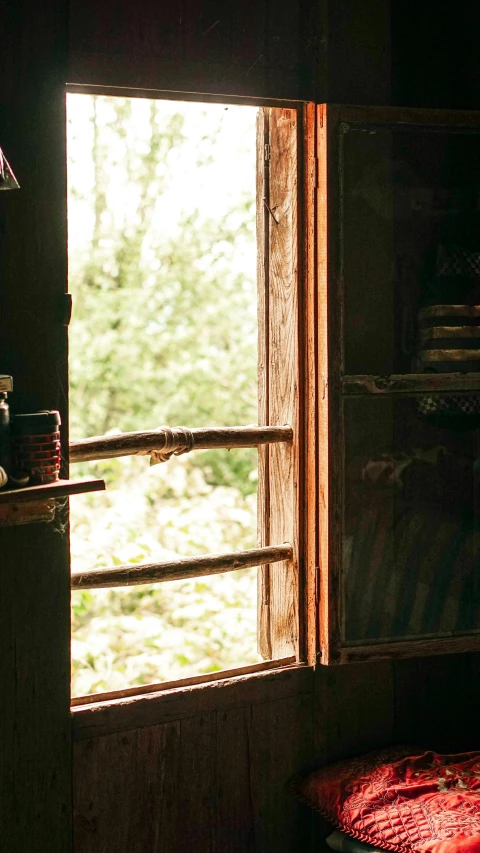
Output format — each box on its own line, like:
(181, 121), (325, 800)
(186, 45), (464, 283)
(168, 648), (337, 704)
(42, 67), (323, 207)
(70, 425), (293, 463)
(71, 544), (293, 590)
(342, 373), (480, 396)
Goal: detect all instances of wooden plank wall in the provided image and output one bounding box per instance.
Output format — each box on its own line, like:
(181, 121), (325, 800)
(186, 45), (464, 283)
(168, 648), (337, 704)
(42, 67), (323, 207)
(72, 668), (315, 853)
(0, 1), (471, 852)
(68, 0), (319, 102)
(0, 1), (71, 851)
(68, 2), (480, 852)
(67, 5), (392, 853)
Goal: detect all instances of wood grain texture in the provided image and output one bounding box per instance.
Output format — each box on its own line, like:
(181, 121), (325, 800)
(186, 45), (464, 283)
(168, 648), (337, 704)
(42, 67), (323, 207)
(266, 108), (301, 659)
(322, 104), (480, 131)
(311, 659), (395, 850)
(214, 706), (257, 852)
(248, 693), (314, 851)
(0, 477), (104, 504)
(68, 0), (318, 101)
(340, 635), (480, 663)
(317, 103), (480, 666)
(257, 107), (302, 661)
(342, 373), (480, 396)
(73, 685), (314, 853)
(0, 497), (55, 526)
(72, 665), (313, 740)
(314, 660), (395, 764)
(73, 721), (182, 853)
(72, 657), (296, 706)
(317, 105), (344, 665)
(70, 425), (292, 462)
(67, 53), (306, 102)
(72, 544), (293, 590)
(0, 0), (71, 850)
(302, 102), (319, 666)
(256, 107), (272, 660)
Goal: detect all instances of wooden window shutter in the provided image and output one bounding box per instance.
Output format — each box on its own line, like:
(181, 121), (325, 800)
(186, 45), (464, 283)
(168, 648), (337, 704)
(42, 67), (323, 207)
(256, 106), (304, 661)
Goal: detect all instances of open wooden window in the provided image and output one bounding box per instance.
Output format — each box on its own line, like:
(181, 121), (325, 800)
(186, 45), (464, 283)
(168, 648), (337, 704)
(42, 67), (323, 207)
(69, 98), (480, 687)
(318, 104), (480, 664)
(68, 99), (317, 700)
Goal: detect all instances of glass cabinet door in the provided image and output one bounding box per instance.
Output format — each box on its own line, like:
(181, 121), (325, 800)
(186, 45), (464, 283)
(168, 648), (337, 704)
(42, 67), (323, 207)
(340, 120), (480, 378)
(318, 105), (480, 663)
(343, 396), (480, 645)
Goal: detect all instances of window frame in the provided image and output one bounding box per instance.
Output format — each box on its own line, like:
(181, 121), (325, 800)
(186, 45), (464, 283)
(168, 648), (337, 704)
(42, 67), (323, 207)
(66, 88), (318, 709)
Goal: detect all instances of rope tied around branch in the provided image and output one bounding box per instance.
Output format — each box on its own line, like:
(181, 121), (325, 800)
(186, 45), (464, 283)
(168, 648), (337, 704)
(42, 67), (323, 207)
(137, 426), (195, 465)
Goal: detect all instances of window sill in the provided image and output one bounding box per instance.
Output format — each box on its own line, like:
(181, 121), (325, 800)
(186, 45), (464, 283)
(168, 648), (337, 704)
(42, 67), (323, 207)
(71, 658), (313, 740)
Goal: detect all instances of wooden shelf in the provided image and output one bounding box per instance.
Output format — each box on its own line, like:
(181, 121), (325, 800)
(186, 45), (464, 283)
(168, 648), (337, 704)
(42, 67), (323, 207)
(341, 373), (480, 396)
(0, 477), (105, 505)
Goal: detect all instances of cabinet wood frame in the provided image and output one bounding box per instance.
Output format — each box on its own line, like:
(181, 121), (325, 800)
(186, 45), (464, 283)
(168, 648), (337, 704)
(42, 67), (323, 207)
(317, 103), (480, 664)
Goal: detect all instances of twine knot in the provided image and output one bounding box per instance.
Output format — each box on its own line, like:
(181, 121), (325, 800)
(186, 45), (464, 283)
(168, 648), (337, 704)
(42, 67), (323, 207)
(138, 426), (195, 465)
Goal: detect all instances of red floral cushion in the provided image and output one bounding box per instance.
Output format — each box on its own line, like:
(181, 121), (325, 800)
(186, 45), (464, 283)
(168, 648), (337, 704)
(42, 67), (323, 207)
(297, 747), (480, 853)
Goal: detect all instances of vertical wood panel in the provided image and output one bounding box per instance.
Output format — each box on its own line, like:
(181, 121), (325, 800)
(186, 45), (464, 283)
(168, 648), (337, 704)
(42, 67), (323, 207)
(177, 712), (218, 853)
(317, 105), (344, 664)
(303, 102), (319, 666)
(73, 723), (181, 853)
(314, 661), (395, 764)
(215, 708), (256, 852)
(257, 108), (272, 659)
(249, 694), (314, 852)
(0, 1), (70, 851)
(73, 689), (314, 853)
(259, 108), (300, 660)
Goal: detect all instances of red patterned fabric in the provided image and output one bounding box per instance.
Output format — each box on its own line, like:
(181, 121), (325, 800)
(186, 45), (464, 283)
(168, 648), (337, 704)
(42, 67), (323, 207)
(297, 748), (480, 853)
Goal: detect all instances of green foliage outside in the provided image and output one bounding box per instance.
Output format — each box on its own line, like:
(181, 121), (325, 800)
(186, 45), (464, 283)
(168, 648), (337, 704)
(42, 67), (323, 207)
(68, 96), (261, 696)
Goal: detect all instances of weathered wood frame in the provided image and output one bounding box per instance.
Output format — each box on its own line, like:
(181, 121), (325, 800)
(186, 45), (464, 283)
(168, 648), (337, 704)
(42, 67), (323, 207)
(256, 104), (317, 665)
(72, 544), (293, 589)
(69, 98), (318, 711)
(318, 103), (480, 665)
(70, 424), (292, 462)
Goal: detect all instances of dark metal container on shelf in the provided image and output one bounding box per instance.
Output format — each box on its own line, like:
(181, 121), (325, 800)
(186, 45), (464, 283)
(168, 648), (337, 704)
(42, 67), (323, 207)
(11, 411), (61, 484)
(0, 376), (13, 476)
(0, 392), (11, 475)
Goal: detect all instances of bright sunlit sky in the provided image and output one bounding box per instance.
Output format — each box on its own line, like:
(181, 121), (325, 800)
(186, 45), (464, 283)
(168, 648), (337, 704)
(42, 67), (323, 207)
(66, 94), (258, 279)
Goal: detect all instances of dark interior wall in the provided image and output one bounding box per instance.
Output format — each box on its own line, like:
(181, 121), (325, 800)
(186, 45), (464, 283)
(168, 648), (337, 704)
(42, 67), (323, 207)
(0, 2), (70, 852)
(387, 0), (480, 757)
(2, 1), (480, 851)
(392, 0), (480, 110)
(68, 4), (480, 853)
(67, 0), (320, 101)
